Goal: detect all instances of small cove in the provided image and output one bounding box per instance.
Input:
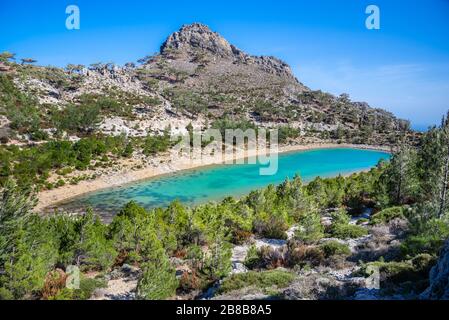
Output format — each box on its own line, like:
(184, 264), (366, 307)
(57, 148), (390, 218)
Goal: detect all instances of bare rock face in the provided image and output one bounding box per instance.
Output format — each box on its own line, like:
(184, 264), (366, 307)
(160, 23), (297, 80)
(420, 239), (449, 300)
(161, 23), (239, 58)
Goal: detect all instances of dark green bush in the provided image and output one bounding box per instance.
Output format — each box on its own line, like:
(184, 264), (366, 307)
(320, 241), (351, 257)
(370, 206), (405, 225)
(219, 270), (295, 294)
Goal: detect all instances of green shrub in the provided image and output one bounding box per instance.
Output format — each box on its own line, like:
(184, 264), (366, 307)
(142, 133), (171, 156)
(136, 253), (178, 300)
(244, 245), (261, 270)
(219, 270), (295, 294)
(361, 256), (434, 287)
(320, 241), (351, 257)
(295, 211), (324, 244)
(253, 216), (288, 240)
(328, 210), (368, 239)
(72, 277), (107, 300)
(47, 277), (107, 300)
(370, 206), (405, 225)
(53, 103), (101, 134)
(401, 218), (449, 256)
(55, 179), (65, 187)
(76, 211), (117, 271)
(329, 223), (367, 239)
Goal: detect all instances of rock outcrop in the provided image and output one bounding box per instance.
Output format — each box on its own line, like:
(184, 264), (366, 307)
(160, 23), (295, 80)
(420, 239), (449, 300)
(161, 23), (239, 59)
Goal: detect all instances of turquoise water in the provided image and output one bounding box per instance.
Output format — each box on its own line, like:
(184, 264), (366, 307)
(59, 148), (389, 216)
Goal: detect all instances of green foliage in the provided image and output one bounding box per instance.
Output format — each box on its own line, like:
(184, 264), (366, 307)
(277, 126), (300, 144)
(136, 251), (178, 300)
(320, 241), (351, 257)
(306, 176), (346, 208)
(219, 270), (295, 294)
(122, 142), (134, 157)
(52, 103), (101, 134)
(75, 210), (117, 270)
(360, 254), (435, 288)
(48, 276), (107, 300)
(0, 74), (46, 140)
(0, 179), (36, 265)
(0, 135), (130, 188)
(163, 88), (207, 115)
(401, 217), (449, 256)
(142, 130), (171, 156)
(377, 145), (419, 206)
(295, 211), (324, 244)
(328, 210), (368, 239)
(0, 213), (59, 299)
(370, 206), (406, 225)
(0, 51), (15, 63)
(244, 245), (261, 269)
(201, 236), (232, 281)
(211, 117), (258, 137)
(329, 223), (368, 240)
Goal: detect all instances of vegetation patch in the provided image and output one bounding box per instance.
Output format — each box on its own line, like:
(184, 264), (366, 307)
(219, 270), (295, 294)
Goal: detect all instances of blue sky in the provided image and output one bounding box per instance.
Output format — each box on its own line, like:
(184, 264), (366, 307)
(1, 0), (448, 129)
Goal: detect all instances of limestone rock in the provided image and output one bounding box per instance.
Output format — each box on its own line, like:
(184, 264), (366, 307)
(420, 239), (449, 300)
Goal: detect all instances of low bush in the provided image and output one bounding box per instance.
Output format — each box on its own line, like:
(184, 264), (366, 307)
(46, 276), (107, 300)
(136, 257), (178, 300)
(219, 270), (295, 294)
(320, 241), (351, 258)
(401, 218), (449, 256)
(244, 245), (261, 270)
(294, 211), (324, 244)
(370, 206), (405, 225)
(329, 223), (368, 239)
(253, 217), (288, 240)
(285, 241), (325, 268)
(361, 254), (435, 287)
(327, 210), (368, 239)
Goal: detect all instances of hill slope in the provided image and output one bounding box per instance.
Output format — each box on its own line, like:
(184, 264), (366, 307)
(1, 23), (413, 145)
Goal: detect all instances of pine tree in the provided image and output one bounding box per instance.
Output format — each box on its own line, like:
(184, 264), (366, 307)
(136, 248), (178, 300)
(294, 209), (324, 244)
(76, 209), (117, 270)
(417, 112), (449, 217)
(381, 136), (419, 205)
(0, 179), (36, 266)
(436, 112), (449, 218)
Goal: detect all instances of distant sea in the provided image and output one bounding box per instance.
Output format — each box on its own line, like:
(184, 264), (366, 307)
(412, 124), (434, 132)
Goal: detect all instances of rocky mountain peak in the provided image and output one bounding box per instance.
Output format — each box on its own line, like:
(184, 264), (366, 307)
(160, 23), (296, 80)
(160, 23), (243, 58)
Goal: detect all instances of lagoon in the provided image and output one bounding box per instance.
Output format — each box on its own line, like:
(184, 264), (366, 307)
(59, 148), (389, 216)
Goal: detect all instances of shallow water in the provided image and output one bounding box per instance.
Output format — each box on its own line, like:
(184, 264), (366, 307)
(59, 148), (390, 216)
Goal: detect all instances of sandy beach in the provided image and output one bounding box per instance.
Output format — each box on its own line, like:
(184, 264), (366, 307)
(35, 143), (391, 212)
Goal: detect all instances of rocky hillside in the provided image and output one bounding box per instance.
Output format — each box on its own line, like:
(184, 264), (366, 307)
(1, 23), (413, 145)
